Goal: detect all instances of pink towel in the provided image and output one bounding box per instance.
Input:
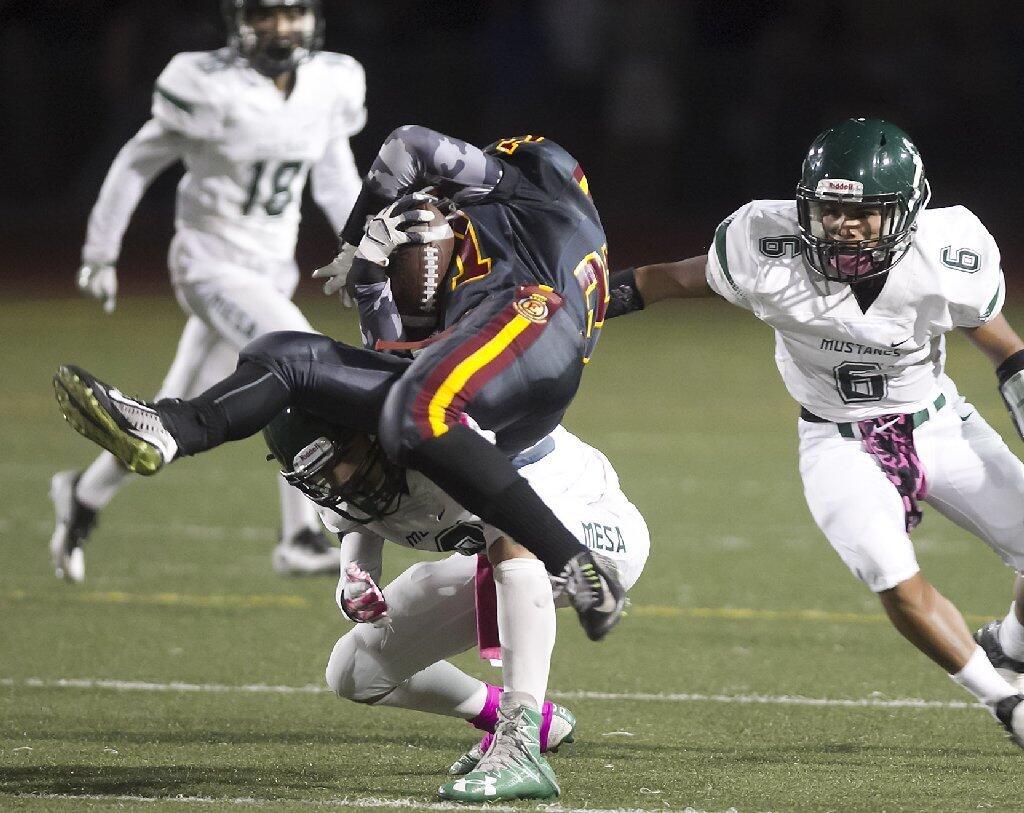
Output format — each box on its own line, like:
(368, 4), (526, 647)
(474, 555), (501, 661)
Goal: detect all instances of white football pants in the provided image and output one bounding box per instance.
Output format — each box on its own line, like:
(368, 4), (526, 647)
(325, 494), (650, 702)
(77, 228), (321, 537)
(800, 384), (1024, 593)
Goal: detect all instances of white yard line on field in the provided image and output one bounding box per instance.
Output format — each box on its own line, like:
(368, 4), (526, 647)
(0, 676), (982, 710)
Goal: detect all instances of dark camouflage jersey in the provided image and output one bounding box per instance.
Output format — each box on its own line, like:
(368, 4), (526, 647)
(343, 126), (610, 362)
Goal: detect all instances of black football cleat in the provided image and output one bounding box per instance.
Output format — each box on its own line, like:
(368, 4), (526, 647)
(994, 694), (1024, 749)
(974, 620), (1024, 685)
(560, 550), (626, 642)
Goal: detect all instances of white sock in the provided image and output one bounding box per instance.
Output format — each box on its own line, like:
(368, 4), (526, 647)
(494, 557), (555, 711)
(374, 661), (488, 720)
(76, 452), (133, 510)
(998, 602), (1024, 660)
(278, 475), (321, 540)
(950, 646), (1018, 706)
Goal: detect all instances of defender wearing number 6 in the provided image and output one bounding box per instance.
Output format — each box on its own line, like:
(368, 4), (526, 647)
(51, 0), (366, 581)
(606, 118), (1024, 748)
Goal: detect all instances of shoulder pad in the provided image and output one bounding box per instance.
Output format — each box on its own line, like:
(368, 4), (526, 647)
(313, 52), (366, 137)
(920, 206), (1004, 326)
(152, 52), (226, 139)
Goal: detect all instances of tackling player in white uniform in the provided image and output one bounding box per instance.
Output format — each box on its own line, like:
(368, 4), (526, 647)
(261, 407), (649, 800)
(50, 0), (366, 580)
(605, 118), (1024, 748)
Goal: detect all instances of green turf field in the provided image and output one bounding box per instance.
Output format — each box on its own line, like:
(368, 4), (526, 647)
(3, 294), (1024, 812)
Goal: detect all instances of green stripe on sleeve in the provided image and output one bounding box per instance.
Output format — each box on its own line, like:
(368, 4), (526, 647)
(713, 216), (739, 293)
(981, 278), (1003, 320)
(155, 84), (194, 114)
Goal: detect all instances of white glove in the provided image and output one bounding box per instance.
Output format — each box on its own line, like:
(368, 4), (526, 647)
(312, 243), (358, 305)
(336, 562), (390, 626)
(77, 263), (118, 313)
(358, 193), (451, 265)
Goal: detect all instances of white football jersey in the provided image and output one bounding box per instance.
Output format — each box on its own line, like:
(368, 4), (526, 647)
(319, 426), (626, 556)
(83, 49), (365, 270)
(706, 201), (1005, 421)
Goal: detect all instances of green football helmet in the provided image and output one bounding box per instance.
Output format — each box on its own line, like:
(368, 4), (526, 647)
(796, 118), (930, 283)
(263, 407), (404, 522)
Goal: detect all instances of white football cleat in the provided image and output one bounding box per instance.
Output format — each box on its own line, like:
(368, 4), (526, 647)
(49, 470), (95, 583)
(53, 365), (177, 476)
(272, 529), (341, 576)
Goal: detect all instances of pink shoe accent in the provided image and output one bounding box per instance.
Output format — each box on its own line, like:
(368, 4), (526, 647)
(471, 697), (552, 752)
(539, 700), (554, 751)
(469, 683), (501, 733)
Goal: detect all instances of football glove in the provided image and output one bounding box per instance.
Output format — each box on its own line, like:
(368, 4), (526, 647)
(337, 562), (389, 625)
(77, 262), (117, 313)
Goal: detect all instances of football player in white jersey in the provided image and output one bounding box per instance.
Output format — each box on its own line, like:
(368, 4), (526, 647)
(605, 118), (1024, 747)
(50, 0), (366, 580)
(261, 407), (650, 800)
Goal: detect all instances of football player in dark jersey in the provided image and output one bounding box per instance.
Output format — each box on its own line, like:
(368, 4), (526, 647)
(53, 126), (625, 649)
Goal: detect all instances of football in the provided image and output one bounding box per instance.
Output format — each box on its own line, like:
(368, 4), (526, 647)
(387, 202), (455, 327)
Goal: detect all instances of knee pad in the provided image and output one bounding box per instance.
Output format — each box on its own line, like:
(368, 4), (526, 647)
(324, 630), (396, 704)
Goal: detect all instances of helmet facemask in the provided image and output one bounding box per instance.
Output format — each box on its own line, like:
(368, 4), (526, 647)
(275, 432), (405, 524)
(796, 178), (930, 284)
(795, 118), (931, 287)
(224, 1), (322, 77)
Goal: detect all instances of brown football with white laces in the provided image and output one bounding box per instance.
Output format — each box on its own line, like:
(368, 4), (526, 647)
(387, 202), (455, 327)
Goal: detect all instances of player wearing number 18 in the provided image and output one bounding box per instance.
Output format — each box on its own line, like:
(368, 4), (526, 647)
(51, 0), (365, 580)
(607, 118), (1024, 748)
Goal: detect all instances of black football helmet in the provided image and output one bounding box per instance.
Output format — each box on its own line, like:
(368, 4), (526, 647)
(222, 0), (323, 76)
(263, 407), (405, 523)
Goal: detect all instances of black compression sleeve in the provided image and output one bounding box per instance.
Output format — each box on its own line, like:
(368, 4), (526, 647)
(157, 362), (289, 456)
(605, 267), (645, 319)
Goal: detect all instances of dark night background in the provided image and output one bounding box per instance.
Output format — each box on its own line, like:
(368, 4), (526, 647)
(3, 0), (1023, 295)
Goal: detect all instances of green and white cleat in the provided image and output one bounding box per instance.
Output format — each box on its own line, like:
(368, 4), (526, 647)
(438, 692), (560, 801)
(53, 365), (177, 476)
(448, 701), (576, 775)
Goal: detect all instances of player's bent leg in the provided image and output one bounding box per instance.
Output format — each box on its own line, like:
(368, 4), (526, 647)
(917, 408), (1024, 692)
(377, 289), (625, 640)
(878, 573), (978, 673)
(325, 556), (483, 712)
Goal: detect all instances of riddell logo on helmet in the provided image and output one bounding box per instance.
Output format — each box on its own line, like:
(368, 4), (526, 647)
(816, 179), (864, 198)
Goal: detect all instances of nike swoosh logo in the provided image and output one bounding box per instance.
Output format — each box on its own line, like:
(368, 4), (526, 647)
(434, 508), (445, 522)
(890, 336), (913, 348)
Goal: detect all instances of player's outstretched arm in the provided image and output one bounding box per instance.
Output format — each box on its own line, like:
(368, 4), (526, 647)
(963, 315), (1024, 439)
(606, 254), (712, 318)
(79, 119), (184, 311)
